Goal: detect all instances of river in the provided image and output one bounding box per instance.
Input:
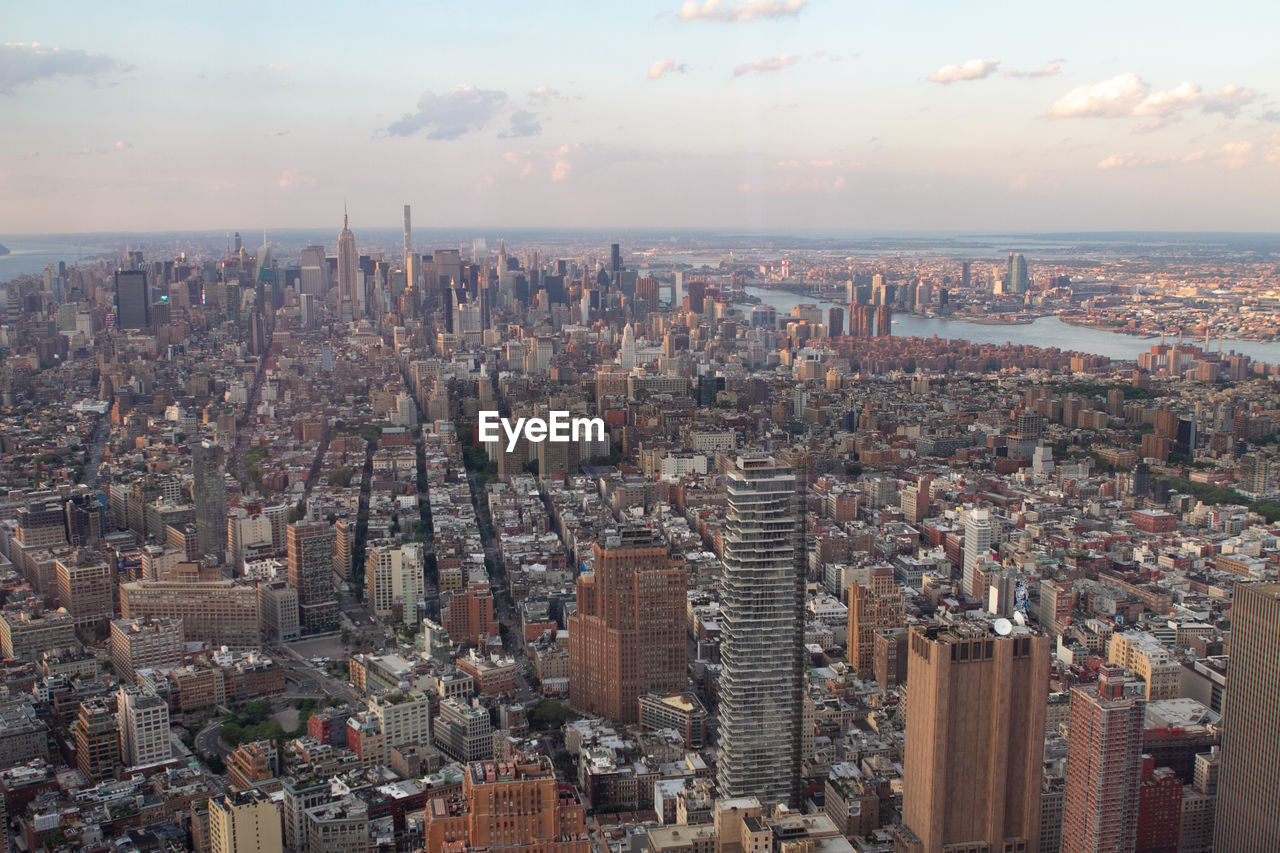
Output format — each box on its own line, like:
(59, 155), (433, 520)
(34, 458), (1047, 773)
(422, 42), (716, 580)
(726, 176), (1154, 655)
(0, 239), (114, 282)
(746, 287), (1280, 364)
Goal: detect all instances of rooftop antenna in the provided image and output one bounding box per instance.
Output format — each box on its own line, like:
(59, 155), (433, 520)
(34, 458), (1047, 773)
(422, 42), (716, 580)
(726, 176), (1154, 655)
(993, 618), (1013, 636)
(1013, 610), (1027, 627)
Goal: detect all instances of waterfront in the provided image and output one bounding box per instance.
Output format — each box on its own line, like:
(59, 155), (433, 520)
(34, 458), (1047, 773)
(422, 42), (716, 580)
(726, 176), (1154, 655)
(0, 240), (112, 281)
(746, 286), (1280, 364)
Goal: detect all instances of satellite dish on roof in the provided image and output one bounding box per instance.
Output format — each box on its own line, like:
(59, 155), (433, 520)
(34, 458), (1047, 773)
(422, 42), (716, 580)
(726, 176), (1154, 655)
(993, 618), (1013, 636)
(1013, 611), (1027, 627)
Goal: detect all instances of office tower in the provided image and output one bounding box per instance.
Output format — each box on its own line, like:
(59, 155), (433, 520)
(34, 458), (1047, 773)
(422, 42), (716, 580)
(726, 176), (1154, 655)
(894, 620), (1050, 853)
(110, 617), (184, 682)
(1008, 252), (1029, 294)
(55, 555), (114, 632)
(875, 304), (893, 337)
(716, 455), (803, 807)
(115, 269), (150, 329)
(73, 698), (120, 782)
(848, 567), (905, 679)
(1214, 583), (1280, 852)
(1236, 453), (1269, 497)
(117, 686), (172, 767)
(434, 697), (494, 762)
(287, 521), (337, 634)
(610, 243), (622, 274)
(963, 509), (993, 599)
(422, 756), (588, 852)
(619, 322), (637, 370)
(365, 541), (424, 623)
(209, 790), (283, 853)
(403, 203), (412, 261)
(1015, 412), (1045, 442)
(827, 306), (844, 337)
(337, 208), (358, 309)
(568, 526), (686, 723)
(1061, 664), (1146, 853)
(961, 261), (972, 290)
(193, 442), (228, 563)
(299, 245), (328, 297)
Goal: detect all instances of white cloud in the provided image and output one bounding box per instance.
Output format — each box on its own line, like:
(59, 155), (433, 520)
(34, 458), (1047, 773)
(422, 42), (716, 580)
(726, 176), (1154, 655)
(278, 169), (317, 189)
(1202, 84), (1254, 118)
(387, 84), (509, 140)
(0, 42), (130, 95)
(1098, 141), (1255, 170)
(73, 140), (133, 156)
(1048, 75), (1257, 130)
(733, 54), (801, 77)
(676, 0), (805, 22)
(928, 58), (1000, 85)
(528, 86), (566, 101)
(1004, 60), (1064, 79)
(1097, 152), (1153, 170)
(1046, 73), (1148, 118)
(255, 63), (289, 73)
(648, 58), (688, 80)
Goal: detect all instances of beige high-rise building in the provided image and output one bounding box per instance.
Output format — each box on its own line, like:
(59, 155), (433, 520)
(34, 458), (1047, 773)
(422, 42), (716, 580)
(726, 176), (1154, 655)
(55, 555), (115, 632)
(208, 790), (283, 853)
(0, 609), (76, 661)
(1214, 582), (1280, 852)
(110, 617), (184, 682)
(117, 685), (172, 768)
(895, 620), (1050, 853)
(365, 541), (424, 623)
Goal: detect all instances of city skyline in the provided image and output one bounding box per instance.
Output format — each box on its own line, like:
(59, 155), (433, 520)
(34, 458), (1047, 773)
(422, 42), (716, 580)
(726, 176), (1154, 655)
(5, 1), (1280, 234)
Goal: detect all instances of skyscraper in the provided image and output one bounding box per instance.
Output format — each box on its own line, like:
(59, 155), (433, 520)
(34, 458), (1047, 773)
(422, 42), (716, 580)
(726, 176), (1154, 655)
(115, 269), (150, 329)
(337, 208), (358, 310)
(287, 521), (337, 634)
(117, 685), (172, 768)
(1213, 582), (1280, 852)
(848, 566), (905, 679)
(963, 509), (993, 599)
(193, 442), (228, 564)
(619, 322), (637, 370)
(1008, 252), (1029, 294)
(568, 526), (686, 723)
(1061, 664), (1146, 853)
(299, 245), (328, 297)
(895, 620), (1050, 853)
(716, 455), (803, 807)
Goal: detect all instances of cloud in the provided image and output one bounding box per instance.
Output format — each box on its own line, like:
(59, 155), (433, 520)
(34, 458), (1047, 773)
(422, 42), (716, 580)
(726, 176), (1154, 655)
(499, 109), (542, 138)
(386, 84), (509, 140)
(648, 58), (688, 80)
(73, 140), (132, 156)
(1048, 75), (1257, 130)
(1202, 84), (1254, 118)
(278, 169), (317, 189)
(733, 54), (800, 77)
(528, 86), (566, 102)
(1046, 73), (1149, 118)
(255, 63), (289, 73)
(676, 0), (805, 22)
(928, 58), (1000, 84)
(1098, 141), (1255, 170)
(0, 42), (129, 95)
(1259, 109), (1280, 123)
(1004, 59), (1064, 79)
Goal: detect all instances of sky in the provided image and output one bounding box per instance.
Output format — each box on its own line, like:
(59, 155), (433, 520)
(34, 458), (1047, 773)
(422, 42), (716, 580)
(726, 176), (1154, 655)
(3, 0), (1280, 234)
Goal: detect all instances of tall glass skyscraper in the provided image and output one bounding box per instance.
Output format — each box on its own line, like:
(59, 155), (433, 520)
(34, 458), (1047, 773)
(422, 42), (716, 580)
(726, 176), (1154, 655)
(715, 455), (803, 807)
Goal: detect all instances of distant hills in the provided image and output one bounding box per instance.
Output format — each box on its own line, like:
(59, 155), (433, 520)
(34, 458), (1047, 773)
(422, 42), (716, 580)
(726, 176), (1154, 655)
(0, 244), (8, 256)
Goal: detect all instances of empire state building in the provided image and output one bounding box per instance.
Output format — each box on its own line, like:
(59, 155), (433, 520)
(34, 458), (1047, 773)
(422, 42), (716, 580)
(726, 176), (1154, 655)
(337, 207), (358, 313)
